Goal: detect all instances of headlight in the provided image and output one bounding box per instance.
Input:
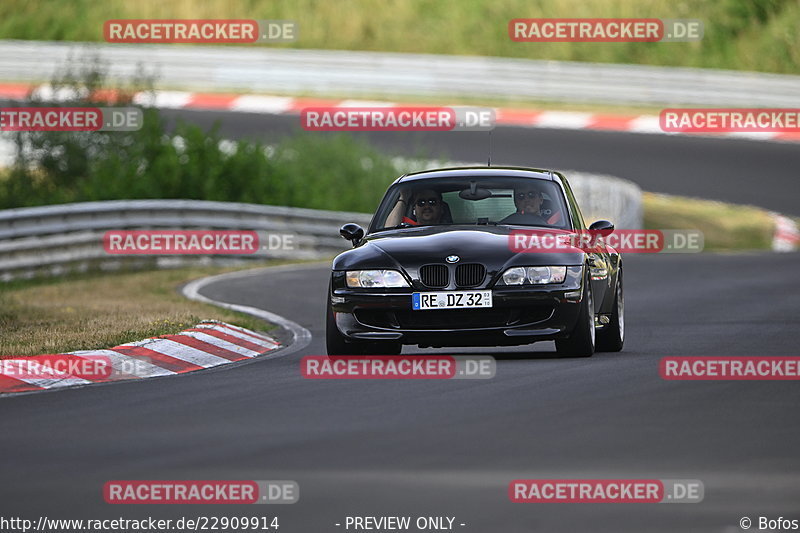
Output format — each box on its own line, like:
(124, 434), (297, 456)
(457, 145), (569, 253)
(501, 267), (527, 285)
(498, 266), (567, 285)
(345, 269), (410, 288)
(526, 266), (566, 284)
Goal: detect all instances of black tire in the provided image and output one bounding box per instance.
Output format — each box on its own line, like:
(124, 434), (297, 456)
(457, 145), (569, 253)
(326, 302), (352, 355)
(596, 270), (624, 352)
(555, 273), (595, 358)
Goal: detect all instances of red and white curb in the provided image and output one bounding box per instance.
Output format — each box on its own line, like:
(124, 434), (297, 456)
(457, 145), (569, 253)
(0, 320), (280, 395)
(772, 214), (800, 252)
(1, 83), (800, 143)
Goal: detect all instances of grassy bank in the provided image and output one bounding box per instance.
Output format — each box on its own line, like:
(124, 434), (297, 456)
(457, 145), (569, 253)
(0, 126), (402, 212)
(0, 0), (797, 74)
(642, 192), (775, 251)
(0, 263), (292, 357)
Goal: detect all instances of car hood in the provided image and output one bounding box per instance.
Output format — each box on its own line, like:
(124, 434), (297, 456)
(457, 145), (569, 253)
(332, 226), (585, 272)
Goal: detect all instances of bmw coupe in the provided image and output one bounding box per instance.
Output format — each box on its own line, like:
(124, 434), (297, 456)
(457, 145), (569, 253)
(326, 167), (624, 357)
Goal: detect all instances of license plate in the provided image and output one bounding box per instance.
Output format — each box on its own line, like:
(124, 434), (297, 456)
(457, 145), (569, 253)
(412, 290), (492, 310)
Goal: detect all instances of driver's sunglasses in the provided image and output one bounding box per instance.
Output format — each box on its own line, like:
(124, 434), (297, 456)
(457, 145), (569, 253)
(416, 198), (439, 207)
(516, 191), (541, 200)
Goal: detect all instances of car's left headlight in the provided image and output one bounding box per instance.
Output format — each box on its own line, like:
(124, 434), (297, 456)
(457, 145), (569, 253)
(346, 269), (410, 288)
(497, 266), (567, 285)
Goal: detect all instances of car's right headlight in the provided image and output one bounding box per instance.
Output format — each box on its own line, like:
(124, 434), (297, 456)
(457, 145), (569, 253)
(345, 269), (410, 288)
(497, 266), (567, 285)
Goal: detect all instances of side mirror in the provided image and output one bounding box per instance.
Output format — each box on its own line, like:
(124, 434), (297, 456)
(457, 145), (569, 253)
(340, 223), (365, 245)
(589, 220), (615, 236)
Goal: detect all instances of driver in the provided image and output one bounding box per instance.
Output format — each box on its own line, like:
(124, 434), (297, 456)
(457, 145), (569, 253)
(385, 188), (445, 227)
(501, 185), (548, 225)
(410, 189), (444, 225)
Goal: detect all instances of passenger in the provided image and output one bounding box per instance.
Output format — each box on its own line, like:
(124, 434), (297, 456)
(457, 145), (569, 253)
(501, 186), (548, 225)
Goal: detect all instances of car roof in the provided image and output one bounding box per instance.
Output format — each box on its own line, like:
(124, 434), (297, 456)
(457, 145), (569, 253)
(393, 166), (558, 185)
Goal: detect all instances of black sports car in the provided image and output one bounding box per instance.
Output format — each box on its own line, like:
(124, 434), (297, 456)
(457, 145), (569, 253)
(326, 167), (623, 357)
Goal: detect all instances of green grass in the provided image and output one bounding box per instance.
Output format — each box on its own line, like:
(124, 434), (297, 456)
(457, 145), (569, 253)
(0, 0), (797, 74)
(642, 192), (775, 251)
(0, 261), (305, 357)
(1, 122), (406, 213)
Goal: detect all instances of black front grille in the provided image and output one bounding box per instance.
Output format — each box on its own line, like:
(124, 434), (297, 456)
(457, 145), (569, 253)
(455, 263), (486, 287)
(419, 264), (448, 288)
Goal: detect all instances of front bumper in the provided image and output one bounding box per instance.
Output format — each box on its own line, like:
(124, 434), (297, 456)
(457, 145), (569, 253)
(329, 269), (585, 348)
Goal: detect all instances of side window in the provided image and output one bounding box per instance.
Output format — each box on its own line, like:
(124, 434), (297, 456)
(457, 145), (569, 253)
(559, 176), (585, 230)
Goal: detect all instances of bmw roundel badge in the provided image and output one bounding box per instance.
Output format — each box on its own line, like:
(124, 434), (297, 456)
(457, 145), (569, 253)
(446, 255), (460, 263)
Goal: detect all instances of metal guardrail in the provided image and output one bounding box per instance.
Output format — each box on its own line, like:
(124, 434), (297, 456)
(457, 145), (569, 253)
(0, 171), (642, 281)
(0, 135), (14, 168)
(0, 40), (798, 107)
(567, 171), (642, 230)
(0, 200), (371, 280)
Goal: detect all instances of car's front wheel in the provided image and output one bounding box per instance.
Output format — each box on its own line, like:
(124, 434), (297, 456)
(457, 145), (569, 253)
(326, 303), (351, 355)
(555, 272), (595, 358)
(596, 269), (624, 352)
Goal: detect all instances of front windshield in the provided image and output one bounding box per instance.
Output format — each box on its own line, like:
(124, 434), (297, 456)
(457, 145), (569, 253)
(371, 175), (571, 232)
